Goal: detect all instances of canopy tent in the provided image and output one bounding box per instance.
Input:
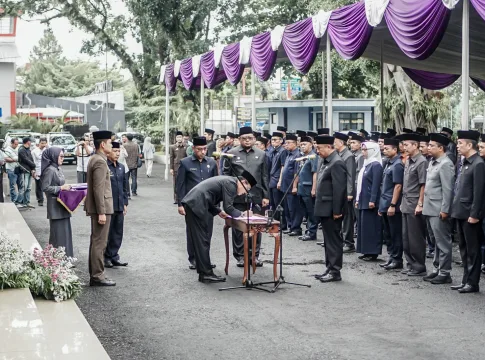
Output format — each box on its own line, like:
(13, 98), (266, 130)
(158, 0), (483, 180)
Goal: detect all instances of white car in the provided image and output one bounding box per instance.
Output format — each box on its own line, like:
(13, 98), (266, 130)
(46, 132), (77, 165)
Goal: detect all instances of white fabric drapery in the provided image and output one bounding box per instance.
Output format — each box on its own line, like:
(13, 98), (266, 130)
(192, 55), (201, 77)
(159, 65), (166, 84)
(312, 10), (332, 38)
(239, 36), (252, 65)
(270, 25), (285, 51)
(173, 60), (181, 78)
(365, 0), (390, 27)
(213, 43), (225, 68)
(441, 0), (460, 9)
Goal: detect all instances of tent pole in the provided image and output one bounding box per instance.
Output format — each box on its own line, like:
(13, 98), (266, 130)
(251, 68), (256, 129)
(462, 0), (470, 130)
(321, 51), (326, 128)
(380, 40), (384, 132)
(201, 78), (205, 135)
(164, 86), (170, 181)
(326, 32), (333, 133)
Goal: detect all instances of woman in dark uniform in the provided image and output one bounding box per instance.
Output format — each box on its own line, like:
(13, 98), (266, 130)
(356, 142), (384, 261)
(41, 147), (74, 257)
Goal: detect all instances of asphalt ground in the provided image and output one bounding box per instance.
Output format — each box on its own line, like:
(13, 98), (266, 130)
(11, 163), (485, 360)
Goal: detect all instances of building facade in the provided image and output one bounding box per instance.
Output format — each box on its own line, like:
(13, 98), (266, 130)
(0, 16), (18, 123)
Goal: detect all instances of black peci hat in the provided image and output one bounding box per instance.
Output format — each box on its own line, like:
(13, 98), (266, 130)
(457, 130), (480, 141)
(334, 132), (349, 142)
(307, 131), (318, 138)
(480, 134), (485, 143)
(176, 131), (183, 136)
(402, 128), (414, 134)
(359, 129), (369, 137)
(441, 127), (453, 136)
(257, 137), (269, 146)
(429, 133), (451, 147)
(351, 134), (365, 143)
(253, 131), (261, 138)
(226, 132), (237, 138)
(276, 126), (287, 132)
(300, 136), (312, 143)
(296, 130), (307, 137)
(204, 128), (215, 135)
(112, 141), (120, 149)
(272, 132), (284, 138)
(379, 132), (390, 139)
(241, 170), (257, 188)
(317, 128), (330, 135)
(387, 128), (397, 136)
(192, 137), (207, 146)
(370, 134), (379, 142)
(419, 135), (430, 143)
(400, 133), (421, 142)
(93, 130), (113, 140)
(239, 126), (253, 136)
(286, 134), (298, 141)
(264, 133), (272, 140)
(416, 127), (427, 135)
(315, 136), (334, 145)
(384, 138), (400, 147)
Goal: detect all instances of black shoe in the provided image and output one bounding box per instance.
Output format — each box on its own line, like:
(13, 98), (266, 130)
(316, 241), (325, 246)
(450, 283), (465, 290)
(423, 272), (439, 282)
(458, 284), (479, 293)
(288, 231), (303, 237)
(426, 251), (434, 259)
(282, 229), (291, 234)
(90, 278), (116, 286)
(362, 255), (378, 262)
(236, 259), (244, 268)
(430, 275), (452, 285)
(133, 193), (138, 196)
(254, 258), (263, 267)
(319, 273), (342, 283)
(379, 259), (392, 268)
(128, 196), (132, 200)
(343, 245), (356, 253)
(198, 273), (226, 283)
(401, 269), (410, 275)
(299, 235), (316, 241)
(189, 262), (196, 270)
(112, 260), (128, 267)
(408, 270), (427, 277)
(104, 261), (114, 268)
(38, 202), (43, 207)
(384, 262), (403, 270)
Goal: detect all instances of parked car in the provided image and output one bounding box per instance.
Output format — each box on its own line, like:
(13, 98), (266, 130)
(47, 132), (77, 165)
(4, 131), (33, 149)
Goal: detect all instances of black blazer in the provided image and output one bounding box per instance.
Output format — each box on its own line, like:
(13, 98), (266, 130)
(451, 153), (485, 220)
(357, 162), (383, 210)
(314, 151), (347, 218)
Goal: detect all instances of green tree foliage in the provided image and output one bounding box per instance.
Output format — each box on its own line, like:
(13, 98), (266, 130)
(18, 28), (126, 98)
(8, 114), (53, 133)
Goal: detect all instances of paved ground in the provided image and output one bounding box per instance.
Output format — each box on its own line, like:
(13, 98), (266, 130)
(12, 163), (485, 360)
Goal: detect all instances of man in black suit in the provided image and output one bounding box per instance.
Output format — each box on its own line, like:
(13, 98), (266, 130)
(313, 135), (347, 283)
(450, 130), (485, 293)
(440, 127), (457, 164)
(176, 137), (218, 269)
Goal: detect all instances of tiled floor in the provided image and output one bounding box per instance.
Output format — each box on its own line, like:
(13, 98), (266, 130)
(0, 204), (110, 360)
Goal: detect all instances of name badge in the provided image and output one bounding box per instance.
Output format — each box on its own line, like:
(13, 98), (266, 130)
(190, 168), (197, 171)
(255, 156), (259, 159)
(207, 165), (210, 168)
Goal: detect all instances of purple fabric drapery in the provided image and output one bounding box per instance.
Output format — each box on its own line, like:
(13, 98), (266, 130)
(221, 43), (245, 85)
(164, 64), (177, 92)
(200, 51), (228, 89)
(385, 0), (451, 60)
(57, 189), (87, 214)
(471, 0), (485, 22)
(179, 58), (197, 91)
(403, 68), (459, 90)
(282, 17), (321, 74)
(250, 32), (278, 81)
(472, 77), (485, 92)
(328, 2), (373, 60)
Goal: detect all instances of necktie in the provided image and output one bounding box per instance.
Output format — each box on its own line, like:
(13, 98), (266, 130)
(454, 157), (464, 195)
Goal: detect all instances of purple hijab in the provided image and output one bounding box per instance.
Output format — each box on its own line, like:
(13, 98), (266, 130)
(41, 147), (63, 175)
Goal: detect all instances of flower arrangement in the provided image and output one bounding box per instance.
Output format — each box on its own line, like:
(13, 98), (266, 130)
(0, 232), (82, 302)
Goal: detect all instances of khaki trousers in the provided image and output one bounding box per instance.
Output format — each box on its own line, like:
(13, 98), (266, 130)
(89, 215), (112, 280)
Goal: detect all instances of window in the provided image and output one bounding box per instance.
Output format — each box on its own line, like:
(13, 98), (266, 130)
(0, 17), (14, 35)
(316, 113), (323, 129)
(339, 113), (364, 131)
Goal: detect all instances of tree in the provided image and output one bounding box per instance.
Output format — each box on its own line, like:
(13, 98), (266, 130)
(18, 28), (126, 98)
(8, 114), (53, 133)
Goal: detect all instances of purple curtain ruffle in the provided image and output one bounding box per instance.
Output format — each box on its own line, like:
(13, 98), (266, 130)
(472, 77), (485, 92)
(164, 64), (177, 92)
(328, 2), (373, 60)
(179, 58), (197, 90)
(200, 51), (228, 89)
(385, 0), (451, 60)
(221, 43), (245, 85)
(282, 17), (321, 74)
(471, 0), (485, 22)
(250, 32), (278, 81)
(403, 67), (460, 90)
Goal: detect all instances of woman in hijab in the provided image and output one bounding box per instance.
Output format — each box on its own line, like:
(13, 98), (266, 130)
(143, 137), (156, 177)
(41, 147), (74, 257)
(355, 142), (384, 261)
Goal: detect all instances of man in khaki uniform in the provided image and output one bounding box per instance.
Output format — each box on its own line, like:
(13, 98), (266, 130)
(85, 130), (116, 287)
(170, 131), (188, 204)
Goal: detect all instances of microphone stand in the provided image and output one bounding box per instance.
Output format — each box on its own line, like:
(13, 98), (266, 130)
(218, 153), (272, 293)
(256, 153), (312, 292)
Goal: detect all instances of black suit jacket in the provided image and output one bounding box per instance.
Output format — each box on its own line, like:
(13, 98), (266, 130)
(314, 151), (347, 218)
(451, 153), (485, 220)
(176, 155), (218, 206)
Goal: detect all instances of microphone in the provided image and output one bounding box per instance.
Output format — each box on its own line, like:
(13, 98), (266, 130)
(295, 154), (317, 162)
(212, 152), (235, 158)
